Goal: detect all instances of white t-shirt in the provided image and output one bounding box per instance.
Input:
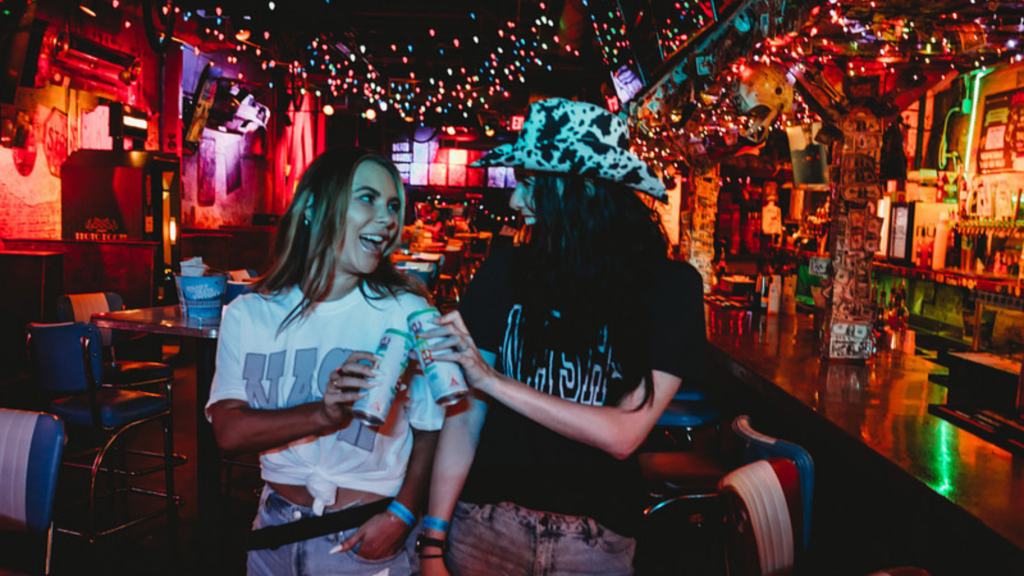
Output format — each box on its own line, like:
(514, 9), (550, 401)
(206, 286), (444, 514)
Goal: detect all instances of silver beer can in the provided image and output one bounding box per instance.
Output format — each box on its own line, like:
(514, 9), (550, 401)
(407, 307), (468, 406)
(351, 328), (413, 426)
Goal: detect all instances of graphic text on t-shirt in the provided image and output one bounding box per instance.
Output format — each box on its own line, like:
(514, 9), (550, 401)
(242, 347), (376, 450)
(501, 305), (620, 406)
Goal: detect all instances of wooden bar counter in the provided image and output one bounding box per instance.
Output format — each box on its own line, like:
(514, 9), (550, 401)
(703, 304), (1024, 574)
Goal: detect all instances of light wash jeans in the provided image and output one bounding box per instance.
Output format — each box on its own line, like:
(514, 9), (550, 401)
(446, 501), (635, 576)
(248, 486), (418, 576)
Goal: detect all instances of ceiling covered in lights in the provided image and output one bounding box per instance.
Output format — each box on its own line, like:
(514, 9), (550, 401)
(7, 0), (1022, 143)
(168, 0), (612, 129)
(626, 0), (1024, 169)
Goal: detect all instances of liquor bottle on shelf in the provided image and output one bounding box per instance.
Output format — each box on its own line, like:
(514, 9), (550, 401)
(758, 266), (771, 312)
(921, 226), (934, 269)
(933, 212), (949, 271)
(713, 243), (728, 290)
(730, 206), (742, 255)
(949, 212), (963, 270)
(890, 280), (909, 332)
(937, 171), (949, 203)
(873, 287), (889, 349)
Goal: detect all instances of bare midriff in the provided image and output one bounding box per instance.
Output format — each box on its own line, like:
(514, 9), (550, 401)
(268, 481), (388, 510)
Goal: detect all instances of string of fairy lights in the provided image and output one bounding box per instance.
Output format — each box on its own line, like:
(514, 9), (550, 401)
(420, 194), (519, 225)
(629, 0), (1024, 170)
(581, 0), (636, 71)
(176, 1), (578, 128)
(69, 0), (1024, 158)
(656, 1), (712, 55)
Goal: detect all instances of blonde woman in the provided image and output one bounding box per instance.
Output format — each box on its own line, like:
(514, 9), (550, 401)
(207, 148), (444, 575)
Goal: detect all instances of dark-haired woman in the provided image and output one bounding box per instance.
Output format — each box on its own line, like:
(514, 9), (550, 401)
(207, 148), (444, 576)
(416, 99), (706, 575)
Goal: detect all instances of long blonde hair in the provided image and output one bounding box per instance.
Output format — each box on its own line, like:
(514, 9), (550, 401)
(253, 147), (427, 331)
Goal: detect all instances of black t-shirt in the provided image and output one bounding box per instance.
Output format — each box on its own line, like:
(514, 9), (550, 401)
(457, 246), (706, 536)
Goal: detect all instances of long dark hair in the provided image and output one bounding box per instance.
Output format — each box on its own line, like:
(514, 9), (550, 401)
(513, 173), (669, 407)
(253, 147), (428, 331)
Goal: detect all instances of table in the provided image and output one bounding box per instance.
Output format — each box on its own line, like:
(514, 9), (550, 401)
(91, 305), (222, 528)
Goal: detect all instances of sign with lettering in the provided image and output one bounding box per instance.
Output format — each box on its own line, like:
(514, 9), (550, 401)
(43, 108), (68, 178)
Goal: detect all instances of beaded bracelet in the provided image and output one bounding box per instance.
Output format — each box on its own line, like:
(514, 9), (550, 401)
(421, 515), (450, 533)
(387, 500), (416, 527)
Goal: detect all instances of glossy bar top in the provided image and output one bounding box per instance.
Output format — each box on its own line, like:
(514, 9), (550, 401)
(705, 305), (1024, 552)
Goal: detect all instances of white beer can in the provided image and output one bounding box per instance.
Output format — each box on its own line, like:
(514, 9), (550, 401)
(351, 328), (413, 426)
(407, 308), (468, 406)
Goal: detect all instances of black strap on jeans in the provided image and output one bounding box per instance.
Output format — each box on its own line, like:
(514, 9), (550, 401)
(246, 497), (392, 550)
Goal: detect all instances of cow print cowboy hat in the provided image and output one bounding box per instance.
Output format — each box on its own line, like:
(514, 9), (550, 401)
(470, 98), (667, 201)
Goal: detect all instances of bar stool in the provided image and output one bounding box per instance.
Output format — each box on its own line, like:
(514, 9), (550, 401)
(732, 414), (814, 550)
(719, 458), (932, 576)
(719, 457), (804, 575)
(0, 408), (64, 576)
(26, 321), (185, 544)
(649, 379), (723, 451)
(635, 415), (811, 575)
(56, 292), (174, 389)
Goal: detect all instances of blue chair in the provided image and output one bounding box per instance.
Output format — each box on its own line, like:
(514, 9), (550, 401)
(55, 292), (173, 388)
(26, 321), (184, 543)
(653, 382), (722, 450)
(0, 408), (64, 576)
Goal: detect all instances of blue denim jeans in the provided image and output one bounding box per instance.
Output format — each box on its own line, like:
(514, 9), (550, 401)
(248, 486), (417, 576)
(446, 501), (635, 576)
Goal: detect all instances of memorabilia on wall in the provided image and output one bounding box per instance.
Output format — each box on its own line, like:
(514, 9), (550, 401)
(689, 164), (720, 292)
(827, 108), (884, 360)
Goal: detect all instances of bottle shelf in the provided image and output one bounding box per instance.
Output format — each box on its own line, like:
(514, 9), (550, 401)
(954, 218), (1024, 237)
(873, 260), (1024, 303)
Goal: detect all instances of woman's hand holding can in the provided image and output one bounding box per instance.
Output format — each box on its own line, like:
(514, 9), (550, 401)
(408, 308), (469, 405)
(420, 310), (498, 396)
(324, 351), (379, 426)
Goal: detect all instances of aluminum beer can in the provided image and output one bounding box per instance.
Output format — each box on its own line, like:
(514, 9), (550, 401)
(407, 307), (468, 406)
(351, 328), (413, 426)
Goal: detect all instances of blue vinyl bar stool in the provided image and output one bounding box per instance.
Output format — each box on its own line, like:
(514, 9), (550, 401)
(652, 380), (722, 450)
(0, 408), (65, 575)
(56, 292), (174, 389)
(26, 321), (184, 544)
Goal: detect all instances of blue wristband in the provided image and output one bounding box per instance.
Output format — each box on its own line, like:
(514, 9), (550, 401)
(422, 515), (450, 533)
(387, 500), (416, 527)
